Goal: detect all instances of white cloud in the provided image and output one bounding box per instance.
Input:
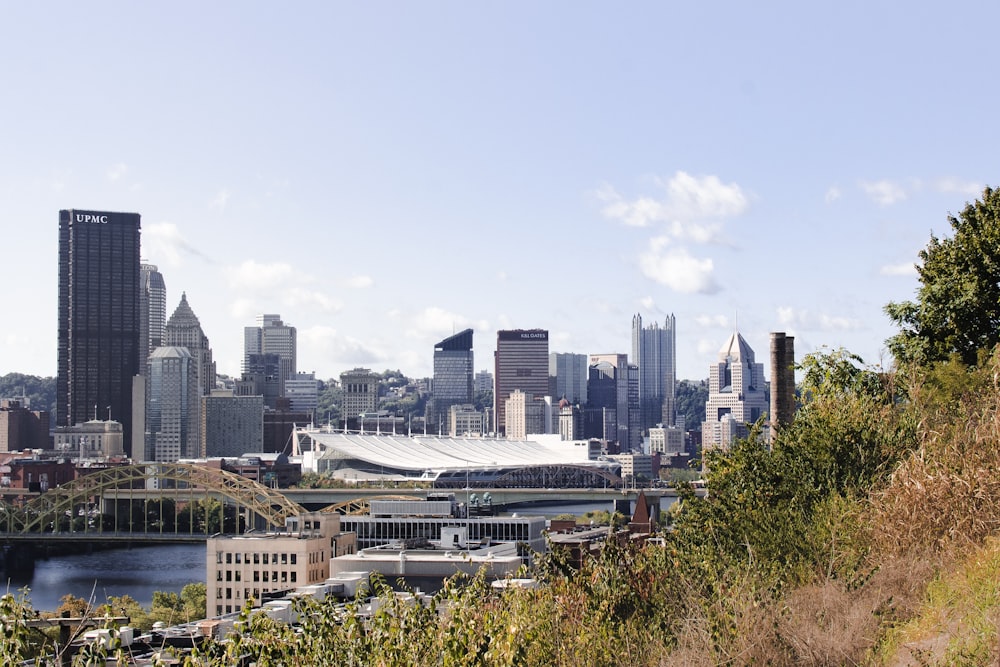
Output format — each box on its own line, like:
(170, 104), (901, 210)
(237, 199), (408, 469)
(224, 260), (297, 290)
(347, 275), (374, 289)
(107, 163), (129, 182)
(776, 306), (862, 331)
(300, 325), (386, 370)
(933, 177), (981, 196)
(222, 260), (341, 313)
(283, 287), (342, 313)
(637, 237), (720, 294)
(144, 222), (188, 267)
(639, 296), (655, 310)
(880, 262), (918, 277)
(861, 180), (907, 206)
(825, 186), (841, 204)
(694, 314), (732, 329)
(210, 188), (231, 211)
(598, 171), (748, 231)
(407, 307), (473, 336)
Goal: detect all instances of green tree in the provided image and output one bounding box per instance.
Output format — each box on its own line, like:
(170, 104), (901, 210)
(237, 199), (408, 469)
(886, 186), (1000, 367)
(675, 379), (708, 431)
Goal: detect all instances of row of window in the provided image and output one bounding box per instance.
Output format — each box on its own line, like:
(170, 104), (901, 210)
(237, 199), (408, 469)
(217, 551), (298, 565)
(216, 569), (298, 584)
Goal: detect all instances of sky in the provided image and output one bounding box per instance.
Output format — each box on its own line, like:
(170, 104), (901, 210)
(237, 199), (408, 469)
(1, 2), (997, 383)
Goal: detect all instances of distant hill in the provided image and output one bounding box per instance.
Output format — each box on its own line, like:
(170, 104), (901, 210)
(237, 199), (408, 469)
(0, 373), (56, 418)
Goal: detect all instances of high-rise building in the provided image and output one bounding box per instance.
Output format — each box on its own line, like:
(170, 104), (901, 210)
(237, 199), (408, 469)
(284, 372), (319, 417)
(244, 314), (296, 398)
(238, 353), (282, 409)
(549, 352), (588, 404)
(426, 329), (474, 433)
(587, 354), (641, 451)
(202, 390), (264, 458)
(340, 368), (379, 426)
(146, 346), (200, 462)
(631, 313), (677, 431)
(504, 389), (547, 440)
(474, 370), (493, 395)
(139, 263), (166, 378)
(494, 329), (549, 437)
(57, 209), (142, 457)
(703, 331), (769, 451)
(164, 293), (216, 395)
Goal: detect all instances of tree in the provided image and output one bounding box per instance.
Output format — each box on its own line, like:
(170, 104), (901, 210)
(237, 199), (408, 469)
(885, 186), (1000, 367)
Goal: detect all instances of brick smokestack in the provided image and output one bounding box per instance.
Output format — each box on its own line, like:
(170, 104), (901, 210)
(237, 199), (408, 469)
(769, 332), (795, 443)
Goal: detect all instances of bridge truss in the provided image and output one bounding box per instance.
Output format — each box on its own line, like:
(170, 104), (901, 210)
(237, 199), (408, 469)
(0, 463), (306, 537)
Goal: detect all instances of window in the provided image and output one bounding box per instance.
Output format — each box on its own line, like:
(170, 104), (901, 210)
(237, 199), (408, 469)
(290, 554), (296, 565)
(290, 572), (296, 583)
(226, 553), (232, 564)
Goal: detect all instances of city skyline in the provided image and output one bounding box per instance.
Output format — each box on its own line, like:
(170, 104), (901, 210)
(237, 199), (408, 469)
(3, 4), (999, 382)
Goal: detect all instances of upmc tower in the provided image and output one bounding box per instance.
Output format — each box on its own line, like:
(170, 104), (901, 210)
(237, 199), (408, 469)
(57, 209), (142, 457)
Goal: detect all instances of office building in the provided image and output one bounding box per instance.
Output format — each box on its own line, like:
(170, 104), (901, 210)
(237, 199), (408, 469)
(557, 399), (583, 442)
(588, 354), (641, 451)
(632, 313), (677, 431)
(648, 425), (688, 467)
(53, 419), (124, 459)
(474, 370), (493, 395)
(494, 329), (549, 437)
(139, 263), (166, 378)
(146, 346), (200, 462)
(448, 404), (485, 437)
(504, 390), (546, 440)
(202, 390), (264, 458)
(0, 399), (50, 452)
(549, 352), (588, 405)
(263, 406), (312, 454)
(284, 372), (319, 417)
(164, 293), (216, 396)
(340, 368), (379, 426)
(239, 353), (282, 409)
(426, 329), (474, 433)
(58, 209), (142, 457)
(703, 331), (769, 451)
(244, 314), (296, 397)
(206, 512), (356, 617)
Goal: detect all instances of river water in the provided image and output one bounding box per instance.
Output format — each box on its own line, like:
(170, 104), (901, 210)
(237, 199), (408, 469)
(7, 498), (670, 613)
(5, 544), (205, 613)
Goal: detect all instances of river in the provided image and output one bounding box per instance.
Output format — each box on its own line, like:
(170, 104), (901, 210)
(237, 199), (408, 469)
(7, 498), (670, 613)
(4, 544), (205, 613)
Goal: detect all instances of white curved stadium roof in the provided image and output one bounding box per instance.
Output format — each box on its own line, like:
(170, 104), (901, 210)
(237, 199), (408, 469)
(299, 429), (596, 474)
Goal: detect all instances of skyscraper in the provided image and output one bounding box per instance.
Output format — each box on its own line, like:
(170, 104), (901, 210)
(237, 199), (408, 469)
(244, 314), (296, 397)
(146, 346), (199, 462)
(164, 293), (216, 396)
(57, 209), (141, 457)
(426, 329), (474, 432)
(139, 263), (166, 378)
(549, 352), (588, 404)
(631, 313), (677, 431)
(494, 329), (549, 436)
(703, 330), (769, 451)
(588, 353), (641, 451)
